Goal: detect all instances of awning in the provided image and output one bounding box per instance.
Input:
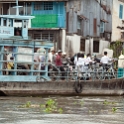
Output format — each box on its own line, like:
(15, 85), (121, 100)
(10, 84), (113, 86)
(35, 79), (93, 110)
(101, 19), (108, 23)
(117, 26), (122, 29)
(78, 15), (88, 20)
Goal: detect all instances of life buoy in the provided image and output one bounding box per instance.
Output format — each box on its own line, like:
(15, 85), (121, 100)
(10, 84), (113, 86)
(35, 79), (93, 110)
(74, 81), (83, 93)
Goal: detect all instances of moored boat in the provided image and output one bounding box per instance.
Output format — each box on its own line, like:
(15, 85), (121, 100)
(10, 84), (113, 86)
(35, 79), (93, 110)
(0, 0), (124, 96)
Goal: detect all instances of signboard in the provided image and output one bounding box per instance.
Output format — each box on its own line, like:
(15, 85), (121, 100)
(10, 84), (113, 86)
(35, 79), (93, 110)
(0, 27), (14, 37)
(31, 15), (58, 28)
(17, 47), (33, 63)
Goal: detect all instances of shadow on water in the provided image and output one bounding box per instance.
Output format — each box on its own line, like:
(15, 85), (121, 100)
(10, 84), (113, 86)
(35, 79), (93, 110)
(0, 96), (124, 124)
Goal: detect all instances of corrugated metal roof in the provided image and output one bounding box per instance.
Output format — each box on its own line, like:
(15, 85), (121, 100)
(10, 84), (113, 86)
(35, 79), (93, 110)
(101, 19), (108, 23)
(78, 15), (88, 20)
(0, 0), (68, 2)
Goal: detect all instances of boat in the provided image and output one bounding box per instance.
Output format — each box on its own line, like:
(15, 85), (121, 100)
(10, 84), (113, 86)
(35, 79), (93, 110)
(0, 0), (124, 96)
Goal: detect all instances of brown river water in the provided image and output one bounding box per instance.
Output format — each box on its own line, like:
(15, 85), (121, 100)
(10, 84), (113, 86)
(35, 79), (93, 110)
(0, 96), (124, 124)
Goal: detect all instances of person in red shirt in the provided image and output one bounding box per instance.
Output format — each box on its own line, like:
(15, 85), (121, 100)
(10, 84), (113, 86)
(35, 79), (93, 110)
(55, 50), (65, 79)
(55, 50), (62, 66)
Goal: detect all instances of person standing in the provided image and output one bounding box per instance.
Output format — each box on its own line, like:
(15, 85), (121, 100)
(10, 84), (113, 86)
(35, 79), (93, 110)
(55, 50), (65, 79)
(100, 51), (111, 64)
(100, 51), (112, 71)
(7, 57), (14, 75)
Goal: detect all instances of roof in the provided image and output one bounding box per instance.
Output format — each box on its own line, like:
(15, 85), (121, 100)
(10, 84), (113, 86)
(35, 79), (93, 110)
(101, 19), (108, 23)
(0, 15), (35, 20)
(0, 0), (68, 2)
(78, 15), (88, 20)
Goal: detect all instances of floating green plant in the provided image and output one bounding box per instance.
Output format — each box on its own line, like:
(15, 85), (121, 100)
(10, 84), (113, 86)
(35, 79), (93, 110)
(103, 100), (116, 105)
(112, 107), (118, 113)
(103, 100), (110, 105)
(19, 99), (63, 114)
(73, 100), (84, 106)
(41, 99), (63, 114)
(58, 108), (63, 114)
(79, 101), (84, 106)
(20, 101), (31, 108)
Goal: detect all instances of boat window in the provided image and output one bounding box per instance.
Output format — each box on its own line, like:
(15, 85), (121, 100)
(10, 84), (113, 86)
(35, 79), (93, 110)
(14, 28), (21, 36)
(9, 19), (13, 27)
(24, 20), (27, 28)
(3, 18), (7, 26)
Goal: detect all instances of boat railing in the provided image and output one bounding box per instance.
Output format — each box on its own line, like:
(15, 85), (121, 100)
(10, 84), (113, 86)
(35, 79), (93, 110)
(0, 38), (53, 82)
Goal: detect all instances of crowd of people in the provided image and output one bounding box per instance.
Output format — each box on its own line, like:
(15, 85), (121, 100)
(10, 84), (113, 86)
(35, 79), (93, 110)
(47, 48), (113, 77)
(3, 46), (113, 78)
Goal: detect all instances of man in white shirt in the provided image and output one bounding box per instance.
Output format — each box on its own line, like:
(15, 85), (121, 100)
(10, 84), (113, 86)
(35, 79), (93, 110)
(85, 53), (93, 65)
(100, 51), (111, 64)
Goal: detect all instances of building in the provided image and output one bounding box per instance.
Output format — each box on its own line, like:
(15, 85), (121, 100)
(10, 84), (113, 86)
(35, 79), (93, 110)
(0, 0), (67, 50)
(64, 0), (112, 56)
(112, 0), (124, 42)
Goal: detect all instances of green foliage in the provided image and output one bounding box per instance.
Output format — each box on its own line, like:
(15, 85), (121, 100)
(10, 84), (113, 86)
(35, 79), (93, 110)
(110, 40), (123, 58)
(112, 107), (118, 113)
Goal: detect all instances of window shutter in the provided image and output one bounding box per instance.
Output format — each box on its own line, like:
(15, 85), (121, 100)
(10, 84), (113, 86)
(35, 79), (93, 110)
(119, 4), (123, 19)
(100, 22), (104, 33)
(93, 18), (97, 35)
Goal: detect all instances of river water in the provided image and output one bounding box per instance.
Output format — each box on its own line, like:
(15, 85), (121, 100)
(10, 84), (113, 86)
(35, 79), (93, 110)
(0, 96), (124, 124)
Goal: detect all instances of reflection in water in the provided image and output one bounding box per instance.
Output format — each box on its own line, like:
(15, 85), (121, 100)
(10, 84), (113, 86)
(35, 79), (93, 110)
(0, 96), (124, 124)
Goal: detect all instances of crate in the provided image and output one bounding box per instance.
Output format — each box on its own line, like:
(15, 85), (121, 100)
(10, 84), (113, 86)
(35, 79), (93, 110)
(118, 68), (124, 78)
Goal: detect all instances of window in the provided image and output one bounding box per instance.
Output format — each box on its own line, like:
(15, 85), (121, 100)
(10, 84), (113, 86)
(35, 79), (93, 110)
(0, 18), (1, 26)
(77, 18), (81, 29)
(80, 39), (85, 52)
(100, 21), (104, 33)
(34, 34), (41, 39)
(93, 18), (97, 35)
(93, 41), (99, 53)
(42, 32), (54, 41)
(3, 19), (7, 26)
(33, 32), (54, 41)
(43, 2), (53, 10)
(34, 2), (53, 11)
(34, 2), (42, 10)
(119, 4), (123, 19)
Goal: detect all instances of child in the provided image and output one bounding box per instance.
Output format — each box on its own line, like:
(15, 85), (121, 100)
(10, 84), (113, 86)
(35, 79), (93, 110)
(7, 57), (14, 75)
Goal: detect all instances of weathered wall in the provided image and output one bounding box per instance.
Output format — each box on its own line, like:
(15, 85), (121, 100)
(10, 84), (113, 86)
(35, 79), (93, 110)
(66, 0), (112, 37)
(66, 34), (81, 56)
(65, 34), (110, 56)
(112, 0), (124, 41)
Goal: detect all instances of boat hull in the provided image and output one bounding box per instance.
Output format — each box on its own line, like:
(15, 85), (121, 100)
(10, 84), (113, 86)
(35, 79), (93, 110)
(0, 78), (124, 96)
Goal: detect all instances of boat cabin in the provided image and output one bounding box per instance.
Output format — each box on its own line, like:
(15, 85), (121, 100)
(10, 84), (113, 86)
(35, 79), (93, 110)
(0, 15), (34, 39)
